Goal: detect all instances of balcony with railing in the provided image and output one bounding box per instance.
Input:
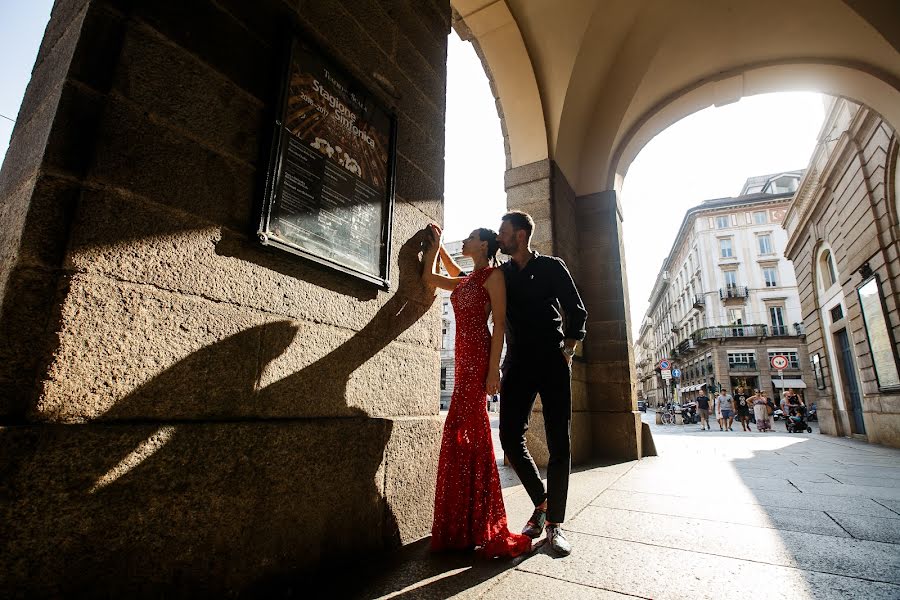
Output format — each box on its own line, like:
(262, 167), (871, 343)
(678, 338), (697, 355)
(693, 324), (768, 342)
(770, 325), (789, 336)
(693, 295), (705, 309)
(794, 322), (806, 335)
(719, 286), (749, 300)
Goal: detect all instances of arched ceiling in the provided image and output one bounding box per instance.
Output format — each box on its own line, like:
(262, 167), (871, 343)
(452, 0), (900, 196)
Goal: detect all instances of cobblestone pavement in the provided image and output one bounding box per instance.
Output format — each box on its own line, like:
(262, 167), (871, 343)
(345, 410), (900, 599)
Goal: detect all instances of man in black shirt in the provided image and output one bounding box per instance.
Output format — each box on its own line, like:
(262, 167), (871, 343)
(695, 388), (711, 430)
(496, 211), (587, 556)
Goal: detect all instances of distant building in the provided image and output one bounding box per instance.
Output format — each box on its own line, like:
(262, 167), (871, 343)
(439, 240), (474, 409)
(638, 176), (814, 405)
(784, 97), (900, 448)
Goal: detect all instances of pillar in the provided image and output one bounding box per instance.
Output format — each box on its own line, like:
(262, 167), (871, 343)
(0, 0), (450, 594)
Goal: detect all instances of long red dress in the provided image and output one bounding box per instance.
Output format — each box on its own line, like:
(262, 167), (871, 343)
(431, 266), (531, 558)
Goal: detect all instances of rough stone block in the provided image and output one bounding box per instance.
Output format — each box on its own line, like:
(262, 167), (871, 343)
(382, 415), (443, 544)
(132, 0), (275, 101)
(591, 410), (641, 460)
(65, 187), (440, 350)
(504, 159), (550, 189)
(112, 22), (267, 163)
(86, 97), (256, 231)
(35, 274), (438, 422)
(0, 418), (403, 595)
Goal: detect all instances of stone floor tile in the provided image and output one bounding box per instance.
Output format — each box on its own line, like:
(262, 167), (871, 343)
(590, 489), (850, 537)
(825, 511), (900, 544)
(748, 489), (899, 516)
(873, 498), (900, 516)
(463, 570), (642, 599)
(791, 481), (900, 501)
(516, 532), (900, 600)
(827, 474), (900, 488)
(566, 506), (900, 584)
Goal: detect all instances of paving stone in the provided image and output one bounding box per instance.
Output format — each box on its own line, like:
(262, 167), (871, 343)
(873, 498), (900, 516)
(591, 489), (850, 537)
(826, 512), (900, 544)
(465, 570), (639, 599)
(566, 505), (900, 584)
(747, 489), (898, 517)
(791, 481), (900, 501)
(517, 532), (900, 600)
(827, 474), (900, 488)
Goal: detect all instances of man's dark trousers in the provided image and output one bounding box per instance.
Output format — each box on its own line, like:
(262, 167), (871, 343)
(499, 346), (572, 524)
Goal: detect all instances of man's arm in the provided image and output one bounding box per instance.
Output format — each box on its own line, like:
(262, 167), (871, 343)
(552, 257), (587, 348)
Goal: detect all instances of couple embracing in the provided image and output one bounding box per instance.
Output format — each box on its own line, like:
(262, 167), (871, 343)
(422, 211), (587, 558)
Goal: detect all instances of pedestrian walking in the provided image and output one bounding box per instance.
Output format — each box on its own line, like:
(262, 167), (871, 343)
(735, 387), (752, 431)
(695, 388), (711, 430)
(751, 389), (772, 432)
(716, 389), (734, 431)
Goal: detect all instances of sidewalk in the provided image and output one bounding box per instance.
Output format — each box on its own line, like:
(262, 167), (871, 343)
(338, 412), (900, 599)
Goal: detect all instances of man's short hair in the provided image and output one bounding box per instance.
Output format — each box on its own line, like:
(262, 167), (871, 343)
(501, 211), (534, 240)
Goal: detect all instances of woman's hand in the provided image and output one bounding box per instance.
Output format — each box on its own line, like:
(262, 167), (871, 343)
(485, 369), (501, 396)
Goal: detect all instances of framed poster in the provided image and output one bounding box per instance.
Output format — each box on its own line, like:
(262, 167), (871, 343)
(259, 37), (397, 288)
(857, 275), (900, 389)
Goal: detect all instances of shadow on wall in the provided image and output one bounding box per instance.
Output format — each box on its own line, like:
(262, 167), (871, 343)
(0, 231), (437, 596)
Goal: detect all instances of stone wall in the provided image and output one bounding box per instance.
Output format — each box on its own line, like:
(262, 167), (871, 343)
(787, 108), (900, 448)
(0, 0), (449, 594)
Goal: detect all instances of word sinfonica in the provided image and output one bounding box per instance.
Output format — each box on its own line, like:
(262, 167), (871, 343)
(311, 78), (375, 148)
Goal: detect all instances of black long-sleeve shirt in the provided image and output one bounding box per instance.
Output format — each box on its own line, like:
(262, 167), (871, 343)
(500, 251), (587, 360)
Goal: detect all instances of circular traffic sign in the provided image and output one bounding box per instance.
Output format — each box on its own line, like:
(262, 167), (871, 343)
(672, 368), (681, 378)
(771, 355), (789, 370)
(659, 359), (670, 370)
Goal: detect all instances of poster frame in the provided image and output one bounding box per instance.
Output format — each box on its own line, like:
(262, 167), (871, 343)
(258, 35), (397, 289)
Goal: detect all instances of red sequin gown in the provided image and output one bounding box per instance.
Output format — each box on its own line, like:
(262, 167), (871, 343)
(431, 266), (531, 558)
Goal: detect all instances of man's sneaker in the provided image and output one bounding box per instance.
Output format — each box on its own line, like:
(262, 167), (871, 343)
(546, 524), (572, 556)
(522, 508), (546, 539)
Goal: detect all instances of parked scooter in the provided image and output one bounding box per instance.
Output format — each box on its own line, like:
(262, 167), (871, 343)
(807, 403), (818, 421)
(773, 408), (784, 421)
(681, 402), (698, 424)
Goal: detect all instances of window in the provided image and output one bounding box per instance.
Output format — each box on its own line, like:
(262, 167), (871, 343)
(723, 270), (737, 288)
(812, 353), (826, 389)
(719, 238), (733, 258)
(830, 304), (844, 323)
(716, 215), (730, 229)
(769, 306), (786, 335)
(728, 308), (744, 325)
(757, 234), (773, 255)
(820, 249), (838, 288)
(728, 352), (756, 368)
(753, 211), (767, 225)
(768, 351), (800, 369)
(763, 267), (778, 287)
(440, 367), (447, 390)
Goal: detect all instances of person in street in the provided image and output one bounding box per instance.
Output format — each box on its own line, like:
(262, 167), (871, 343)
(750, 389), (772, 431)
(496, 211), (587, 557)
(716, 388), (734, 431)
(695, 388), (711, 430)
(423, 224), (531, 558)
(735, 387), (752, 431)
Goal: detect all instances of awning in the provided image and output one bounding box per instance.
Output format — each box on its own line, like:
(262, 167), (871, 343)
(772, 378), (807, 389)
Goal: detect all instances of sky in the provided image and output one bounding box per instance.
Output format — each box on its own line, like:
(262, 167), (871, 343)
(0, 0), (54, 163)
(0, 13), (824, 333)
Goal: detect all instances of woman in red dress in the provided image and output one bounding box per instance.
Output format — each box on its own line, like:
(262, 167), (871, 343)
(422, 224), (531, 558)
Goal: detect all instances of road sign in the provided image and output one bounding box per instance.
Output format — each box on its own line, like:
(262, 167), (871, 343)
(661, 369), (672, 380)
(672, 368), (681, 378)
(771, 355), (789, 370)
(659, 359), (670, 370)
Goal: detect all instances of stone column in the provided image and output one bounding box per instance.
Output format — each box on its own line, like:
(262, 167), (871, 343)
(576, 190), (642, 460)
(0, 0), (450, 594)
(503, 167), (643, 463)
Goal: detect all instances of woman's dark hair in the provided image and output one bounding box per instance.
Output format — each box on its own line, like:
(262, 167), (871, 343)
(477, 228), (500, 266)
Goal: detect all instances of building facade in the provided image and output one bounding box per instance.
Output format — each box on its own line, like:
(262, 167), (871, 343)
(640, 179), (814, 405)
(784, 98), (900, 448)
